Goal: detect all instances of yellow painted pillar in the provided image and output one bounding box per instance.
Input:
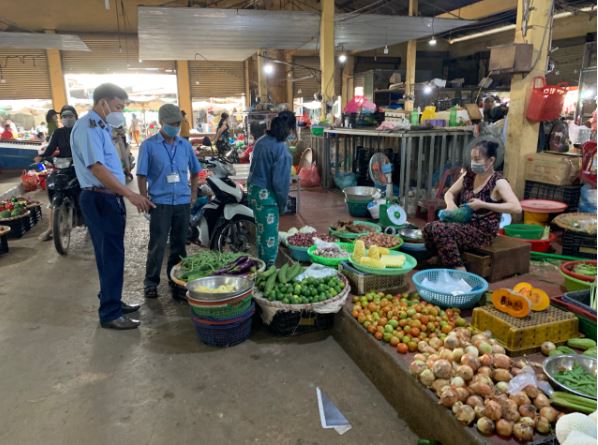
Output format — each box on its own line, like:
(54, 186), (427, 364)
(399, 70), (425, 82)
(176, 60), (193, 125)
(405, 0), (418, 112)
(44, 31), (67, 110)
(256, 50), (268, 103)
(341, 56), (355, 110)
(319, 0), (335, 111)
(244, 59), (251, 109)
(504, 0), (553, 197)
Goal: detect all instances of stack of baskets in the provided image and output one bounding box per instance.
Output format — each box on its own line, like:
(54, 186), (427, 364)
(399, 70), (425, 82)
(186, 276), (255, 347)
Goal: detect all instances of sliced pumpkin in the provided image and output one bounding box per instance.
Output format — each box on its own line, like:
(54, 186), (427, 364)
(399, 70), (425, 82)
(492, 288), (531, 318)
(528, 288), (550, 311)
(513, 282), (533, 298)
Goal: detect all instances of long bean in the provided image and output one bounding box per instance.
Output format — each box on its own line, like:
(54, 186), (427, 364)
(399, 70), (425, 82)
(555, 364), (597, 397)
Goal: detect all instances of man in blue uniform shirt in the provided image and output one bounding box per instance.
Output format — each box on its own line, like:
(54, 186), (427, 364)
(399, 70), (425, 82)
(71, 83), (154, 330)
(137, 104), (202, 300)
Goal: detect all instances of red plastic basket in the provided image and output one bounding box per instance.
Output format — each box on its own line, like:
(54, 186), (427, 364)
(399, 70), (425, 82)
(526, 77), (568, 122)
(560, 260), (597, 283)
(497, 229), (556, 253)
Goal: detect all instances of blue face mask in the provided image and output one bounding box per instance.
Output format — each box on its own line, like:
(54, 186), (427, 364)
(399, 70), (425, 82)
(287, 132), (297, 144)
(162, 124), (180, 138)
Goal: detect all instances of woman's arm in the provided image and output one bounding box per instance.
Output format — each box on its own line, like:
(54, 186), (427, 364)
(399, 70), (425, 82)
(444, 174), (465, 211)
(469, 179), (522, 214)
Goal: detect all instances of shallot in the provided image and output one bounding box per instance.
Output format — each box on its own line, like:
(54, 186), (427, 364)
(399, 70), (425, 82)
(493, 353), (512, 369)
(503, 399), (521, 422)
(452, 400), (464, 415)
(413, 353), (426, 362)
(496, 419), (514, 438)
(466, 395), (484, 409)
(431, 379), (450, 395)
(478, 341), (492, 355)
(439, 387), (460, 408)
(492, 369), (512, 382)
(519, 416), (536, 428)
(476, 417), (495, 435)
(534, 393), (550, 409)
(524, 385), (539, 399)
(456, 405), (476, 426)
(510, 392), (531, 406)
(451, 347), (464, 363)
(409, 360), (427, 376)
(495, 381), (509, 394)
(454, 387), (470, 402)
(444, 334), (460, 350)
(539, 406), (558, 423)
(460, 354), (480, 371)
(455, 365), (474, 381)
(469, 381), (493, 397)
(439, 348), (454, 361)
(492, 344), (506, 354)
(428, 337), (443, 350)
(477, 366), (492, 377)
(479, 353), (493, 367)
(541, 341), (556, 356)
(433, 359), (452, 380)
(483, 400), (502, 421)
(419, 369), (436, 387)
(465, 345), (479, 357)
(513, 421), (534, 442)
(536, 416), (551, 434)
(518, 403), (537, 419)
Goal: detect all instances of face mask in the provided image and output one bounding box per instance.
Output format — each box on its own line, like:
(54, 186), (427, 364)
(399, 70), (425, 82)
(287, 133), (297, 144)
(102, 100), (126, 129)
(470, 162), (487, 174)
(162, 124), (180, 138)
(62, 117), (76, 128)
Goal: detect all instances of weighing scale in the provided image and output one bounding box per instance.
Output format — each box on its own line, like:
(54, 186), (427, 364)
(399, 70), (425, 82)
(368, 153), (408, 229)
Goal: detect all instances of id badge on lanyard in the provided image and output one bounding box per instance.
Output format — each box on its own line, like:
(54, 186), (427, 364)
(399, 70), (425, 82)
(165, 141), (180, 183)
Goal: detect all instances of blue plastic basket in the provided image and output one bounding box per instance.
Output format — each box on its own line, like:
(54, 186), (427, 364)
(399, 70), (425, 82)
(192, 302), (255, 347)
(412, 269), (488, 309)
(288, 244), (311, 262)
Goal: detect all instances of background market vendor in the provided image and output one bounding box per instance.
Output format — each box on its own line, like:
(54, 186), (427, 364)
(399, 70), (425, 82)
(423, 140), (522, 270)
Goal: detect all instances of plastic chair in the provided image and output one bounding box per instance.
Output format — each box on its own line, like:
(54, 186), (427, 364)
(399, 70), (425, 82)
(419, 167), (463, 222)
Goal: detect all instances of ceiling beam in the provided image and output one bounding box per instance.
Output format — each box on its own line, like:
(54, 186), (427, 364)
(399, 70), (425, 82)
(436, 0), (517, 20)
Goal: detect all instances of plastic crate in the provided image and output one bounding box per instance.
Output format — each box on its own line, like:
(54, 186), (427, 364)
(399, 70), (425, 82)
(562, 290), (596, 316)
(562, 230), (597, 259)
(472, 304), (579, 353)
(551, 295), (597, 340)
(265, 309), (335, 336)
(524, 181), (581, 212)
(338, 261), (408, 296)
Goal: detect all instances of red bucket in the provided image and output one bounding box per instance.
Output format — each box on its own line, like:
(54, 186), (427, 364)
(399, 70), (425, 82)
(526, 76), (568, 122)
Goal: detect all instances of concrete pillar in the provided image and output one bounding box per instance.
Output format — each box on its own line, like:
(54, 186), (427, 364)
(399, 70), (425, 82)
(319, 0), (335, 109)
(405, 0), (418, 112)
(44, 31), (67, 111)
(175, 60), (193, 126)
(341, 56), (355, 110)
(285, 52), (294, 108)
(504, 0), (553, 196)
(244, 59), (251, 109)
(257, 50), (268, 102)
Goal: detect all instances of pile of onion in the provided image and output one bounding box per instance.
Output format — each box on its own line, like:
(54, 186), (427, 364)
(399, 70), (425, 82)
(408, 329), (560, 442)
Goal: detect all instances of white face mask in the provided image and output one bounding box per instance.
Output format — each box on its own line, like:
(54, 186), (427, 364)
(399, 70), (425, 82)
(102, 100), (126, 129)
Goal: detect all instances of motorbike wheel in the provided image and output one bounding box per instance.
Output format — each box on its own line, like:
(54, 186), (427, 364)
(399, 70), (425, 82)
(52, 197), (74, 255)
(210, 215), (257, 256)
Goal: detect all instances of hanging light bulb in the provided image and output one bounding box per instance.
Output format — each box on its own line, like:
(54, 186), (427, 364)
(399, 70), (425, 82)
(429, 36), (437, 46)
(263, 63), (274, 75)
(384, 44), (389, 55)
(338, 54), (347, 63)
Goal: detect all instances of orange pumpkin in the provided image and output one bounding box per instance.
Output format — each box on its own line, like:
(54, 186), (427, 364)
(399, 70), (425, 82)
(513, 282), (550, 311)
(492, 288), (531, 318)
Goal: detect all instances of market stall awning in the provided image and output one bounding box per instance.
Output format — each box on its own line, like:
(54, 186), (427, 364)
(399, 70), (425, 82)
(138, 7), (474, 62)
(0, 32), (89, 51)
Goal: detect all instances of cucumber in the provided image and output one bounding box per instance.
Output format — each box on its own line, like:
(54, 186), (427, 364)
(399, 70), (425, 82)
(567, 338), (597, 351)
(583, 347), (597, 357)
(260, 266), (277, 279)
(265, 273), (277, 293)
(286, 263), (303, 282)
(556, 345), (576, 355)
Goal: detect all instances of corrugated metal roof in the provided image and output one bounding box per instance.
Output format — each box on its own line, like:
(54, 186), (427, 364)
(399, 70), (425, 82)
(0, 32), (89, 51)
(138, 6), (474, 61)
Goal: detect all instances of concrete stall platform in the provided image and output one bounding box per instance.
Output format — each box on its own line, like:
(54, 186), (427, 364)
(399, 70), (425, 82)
(333, 304), (556, 445)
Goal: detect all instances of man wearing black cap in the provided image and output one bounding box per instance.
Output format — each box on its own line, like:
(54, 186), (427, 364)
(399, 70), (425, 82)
(137, 104), (202, 300)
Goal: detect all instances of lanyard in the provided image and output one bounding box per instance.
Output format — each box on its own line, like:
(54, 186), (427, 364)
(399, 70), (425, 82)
(163, 140), (178, 168)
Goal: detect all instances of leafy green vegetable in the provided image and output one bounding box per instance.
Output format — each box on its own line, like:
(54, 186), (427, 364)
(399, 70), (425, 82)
(177, 251), (243, 281)
(554, 363), (597, 397)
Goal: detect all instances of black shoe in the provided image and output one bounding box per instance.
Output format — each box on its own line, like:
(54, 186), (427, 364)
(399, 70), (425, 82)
(144, 288), (159, 299)
(121, 302), (141, 314)
(171, 287), (188, 303)
(100, 315), (140, 330)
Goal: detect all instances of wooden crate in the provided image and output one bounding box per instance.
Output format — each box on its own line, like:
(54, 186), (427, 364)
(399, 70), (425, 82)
(464, 236), (530, 283)
(472, 304), (579, 354)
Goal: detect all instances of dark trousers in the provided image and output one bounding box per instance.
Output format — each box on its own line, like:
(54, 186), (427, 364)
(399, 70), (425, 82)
(80, 190), (126, 323)
(144, 204), (190, 290)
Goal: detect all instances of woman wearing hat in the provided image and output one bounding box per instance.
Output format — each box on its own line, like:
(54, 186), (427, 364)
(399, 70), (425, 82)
(36, 105), (79, 241)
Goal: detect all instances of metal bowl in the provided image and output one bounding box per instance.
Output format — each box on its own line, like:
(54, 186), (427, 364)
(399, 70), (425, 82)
(398, 227), (424, 243)
(186, 275), (253, 302)
(543, 354), (597, 400)
(343, 186), (379, 203)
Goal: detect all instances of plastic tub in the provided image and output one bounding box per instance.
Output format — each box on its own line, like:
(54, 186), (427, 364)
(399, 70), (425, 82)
(524, 211), (550, 225)
(307, 242), (353, 267)
(503, 223), (544, 240)
(560, 260), (597, 283)
(345, 200), (370, 217)
(497, 229), (556, 253)
(560, 269), (594, 292)
(287, 244), (311, 262)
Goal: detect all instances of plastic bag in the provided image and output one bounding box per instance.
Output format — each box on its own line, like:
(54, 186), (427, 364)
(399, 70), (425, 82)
(421, 270), (472, 296)
(508, 366), (554, 396)
(20, 170), (39, 192)
(298, 162), (321, 187)
(295, 264), (337, 282)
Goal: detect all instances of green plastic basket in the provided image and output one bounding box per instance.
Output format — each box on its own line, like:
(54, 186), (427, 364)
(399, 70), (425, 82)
(190, 294), (253, 319)
(311, 126), (325, 136)
(307, 242), (353, 267)
(560, 270), (594, 292)
(504, 224), (544, 240)
(329, 221), (381, 240)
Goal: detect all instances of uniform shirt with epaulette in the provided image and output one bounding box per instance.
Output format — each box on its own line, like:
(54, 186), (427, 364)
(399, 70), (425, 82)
(70, 110), (125, 188)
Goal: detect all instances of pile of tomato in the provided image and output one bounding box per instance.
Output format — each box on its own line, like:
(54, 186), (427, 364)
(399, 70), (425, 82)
(351, 291), (467, 354)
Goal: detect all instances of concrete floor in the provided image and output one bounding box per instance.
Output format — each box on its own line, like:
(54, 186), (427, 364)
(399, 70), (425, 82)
(0, 187), (418, 445)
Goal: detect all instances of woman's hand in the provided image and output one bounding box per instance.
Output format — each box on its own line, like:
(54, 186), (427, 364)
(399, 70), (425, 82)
(467, 198), (487, 211)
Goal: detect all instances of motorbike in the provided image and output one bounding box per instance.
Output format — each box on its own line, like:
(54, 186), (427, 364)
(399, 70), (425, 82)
(188, 157), (256, 254)
(46, 157), (84, 255)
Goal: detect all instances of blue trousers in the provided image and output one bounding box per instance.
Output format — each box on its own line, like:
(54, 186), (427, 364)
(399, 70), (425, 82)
(80, 190), (126, 323)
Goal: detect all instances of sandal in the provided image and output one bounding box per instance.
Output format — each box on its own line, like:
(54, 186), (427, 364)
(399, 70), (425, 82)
(144, 288), (159, 299)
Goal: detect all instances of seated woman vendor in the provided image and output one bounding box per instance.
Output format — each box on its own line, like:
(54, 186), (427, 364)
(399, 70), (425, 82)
(423, 140), (522, 271)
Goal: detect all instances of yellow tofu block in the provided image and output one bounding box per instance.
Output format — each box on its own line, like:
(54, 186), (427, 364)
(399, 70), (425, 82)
(379, 247), (390, 255)
(353, 240), (366, 261)
(368, 246), (381, 260)
(380, 254), (406, 268)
